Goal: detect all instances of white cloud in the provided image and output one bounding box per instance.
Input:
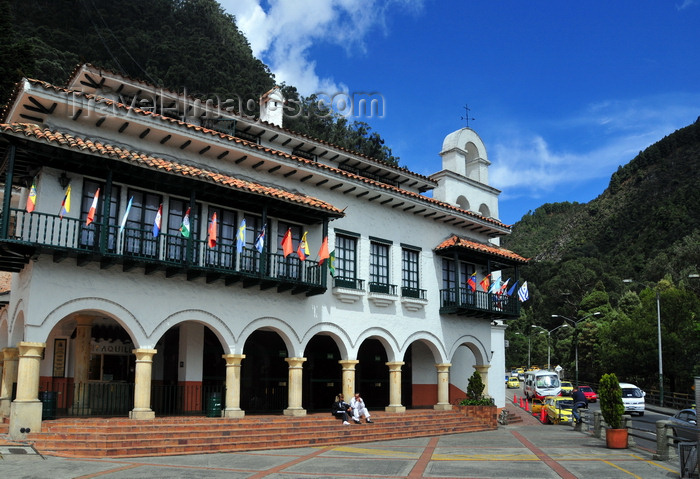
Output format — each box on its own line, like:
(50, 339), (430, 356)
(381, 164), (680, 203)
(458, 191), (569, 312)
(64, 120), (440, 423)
(489, 94), (700, 199)
(219, 0), (424, 95)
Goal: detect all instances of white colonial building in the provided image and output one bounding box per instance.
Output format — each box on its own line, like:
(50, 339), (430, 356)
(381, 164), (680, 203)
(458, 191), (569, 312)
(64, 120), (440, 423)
(0, 64), (526, 439)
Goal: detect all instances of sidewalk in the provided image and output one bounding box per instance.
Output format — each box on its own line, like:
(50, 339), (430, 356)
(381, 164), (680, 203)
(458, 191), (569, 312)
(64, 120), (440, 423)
(0, 405), (682, 478)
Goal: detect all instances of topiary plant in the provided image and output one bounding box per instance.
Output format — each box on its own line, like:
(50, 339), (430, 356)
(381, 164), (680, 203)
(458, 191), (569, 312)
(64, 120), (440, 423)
(466, 370), (485, 401)
(599, 372), (625, 429)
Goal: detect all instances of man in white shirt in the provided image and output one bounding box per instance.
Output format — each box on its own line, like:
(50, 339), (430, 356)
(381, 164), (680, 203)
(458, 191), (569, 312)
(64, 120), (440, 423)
(350, 392), (373, 423)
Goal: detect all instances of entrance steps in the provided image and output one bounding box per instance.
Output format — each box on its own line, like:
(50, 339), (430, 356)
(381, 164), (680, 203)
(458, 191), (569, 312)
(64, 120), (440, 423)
(24, 409), (495, 458)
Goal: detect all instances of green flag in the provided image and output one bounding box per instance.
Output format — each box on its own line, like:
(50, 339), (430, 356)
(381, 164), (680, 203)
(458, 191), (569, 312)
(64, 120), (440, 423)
(180, 208), (191, 238)
(329, 250), (336, 276)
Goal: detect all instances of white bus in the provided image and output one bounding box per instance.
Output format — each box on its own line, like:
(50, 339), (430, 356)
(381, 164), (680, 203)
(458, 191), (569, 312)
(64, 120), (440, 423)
(524, 370), (561, 400)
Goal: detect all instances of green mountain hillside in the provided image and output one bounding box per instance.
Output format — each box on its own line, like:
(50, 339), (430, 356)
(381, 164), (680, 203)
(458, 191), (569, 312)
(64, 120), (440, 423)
(501, 119), (700, 392)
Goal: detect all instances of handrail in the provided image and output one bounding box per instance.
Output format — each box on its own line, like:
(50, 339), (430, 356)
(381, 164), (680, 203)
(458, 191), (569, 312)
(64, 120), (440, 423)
(439, 286), (519, 316)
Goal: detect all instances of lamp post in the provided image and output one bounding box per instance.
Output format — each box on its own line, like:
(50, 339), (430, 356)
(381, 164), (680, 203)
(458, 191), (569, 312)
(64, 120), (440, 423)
(551, 312), (601, 388)
(532, 323), (569, 371)
(623, 278), (664, 404)
(515, 331), (544, 369)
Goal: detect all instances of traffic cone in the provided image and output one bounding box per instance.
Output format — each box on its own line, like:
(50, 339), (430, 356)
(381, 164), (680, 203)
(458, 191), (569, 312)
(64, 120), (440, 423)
(540, 408), (547, 423)
(525, 399), (530, 412)
(513, 394), (517, 404)
(519, 397), (524, 408)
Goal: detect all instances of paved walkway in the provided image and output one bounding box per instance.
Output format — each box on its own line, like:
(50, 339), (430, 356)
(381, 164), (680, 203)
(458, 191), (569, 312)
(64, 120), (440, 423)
(0, 406), (682, 478)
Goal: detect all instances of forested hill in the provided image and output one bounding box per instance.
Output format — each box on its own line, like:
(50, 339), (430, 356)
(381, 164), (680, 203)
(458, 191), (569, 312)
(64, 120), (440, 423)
(502, 117), (700, 313)
(1, 0), (398, 164)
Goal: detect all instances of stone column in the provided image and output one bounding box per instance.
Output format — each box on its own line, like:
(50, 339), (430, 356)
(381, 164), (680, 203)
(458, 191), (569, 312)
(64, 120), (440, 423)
(339, 359), (359, 400)
(0, 347), (19, 417)
(434, 363), (452, 410)
(130, 348), (157, 420)
(72, 316), (93, 412)
(9, 342), (45, 439)
(385, 361), (406, 412)
(222, 354), (245, 418)
(474, 364), (491, 397)
(283, 357), (306, 416)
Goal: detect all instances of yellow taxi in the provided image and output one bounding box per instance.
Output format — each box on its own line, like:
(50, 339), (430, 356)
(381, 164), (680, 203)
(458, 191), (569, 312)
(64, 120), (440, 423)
(543, 396), (574, 424)
(531, 398), (545, 415)
(560, 381), (574, 395)
(507, 377), (520, 389)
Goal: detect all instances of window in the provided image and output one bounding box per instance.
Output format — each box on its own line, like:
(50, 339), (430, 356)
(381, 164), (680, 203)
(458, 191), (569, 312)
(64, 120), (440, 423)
(123, 189), (161, 258)
(79, 179), (120, 251)
(334, 233), (358, 288)
(370, 240), (390, 293)
(205, 206), (237, 269)
(239, 213), (263, 272)
(442, 258), (457, 305)
(401, 248), (420, 298)
(165, 198), (199, 263)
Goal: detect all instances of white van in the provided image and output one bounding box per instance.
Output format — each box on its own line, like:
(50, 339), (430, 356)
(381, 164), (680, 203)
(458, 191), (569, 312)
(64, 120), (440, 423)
(524, 370), (561, 400)
(619, 382), (645, 416)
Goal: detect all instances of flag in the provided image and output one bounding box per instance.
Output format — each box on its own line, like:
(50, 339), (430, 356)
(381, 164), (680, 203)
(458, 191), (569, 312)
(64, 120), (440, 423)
(180, 207), (191, 238)
(208, 212), (217, 248)
(518, 281), (529, 302)
(153, 204), (162, 237)
(59, 184), (71, 219)
(489, 276), (502, 294)
(26, 180), (37, 213)
(281, 228), (293, 257)
(318, 236), (330, 264)
(479, 273), (490, 292)
(466, 272), (477, 292)
(85, 188), (100, 226)
(236, 219), (246, 253)
(297, 231), (309, 260)
(329, 250), (336, 276)
(255, 224), (266, 253)
(506, 280), (519, 297)
(119, 196), (133, 233)
(499, 278), (510, 295)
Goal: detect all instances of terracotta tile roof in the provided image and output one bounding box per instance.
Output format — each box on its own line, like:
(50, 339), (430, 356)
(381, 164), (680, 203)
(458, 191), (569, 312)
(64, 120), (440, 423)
(435, 235), (529, 264)
(6, 78), (510, 231)
(65, 63), (434, 185)
(0, 123), (345, 217)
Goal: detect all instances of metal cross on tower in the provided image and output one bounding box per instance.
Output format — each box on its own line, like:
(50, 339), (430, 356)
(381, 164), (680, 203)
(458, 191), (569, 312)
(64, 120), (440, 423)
(461, 104), (475, 128)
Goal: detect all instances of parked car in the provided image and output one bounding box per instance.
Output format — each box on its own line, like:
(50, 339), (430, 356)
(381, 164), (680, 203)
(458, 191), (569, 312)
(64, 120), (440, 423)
(619, 382), (645, 416)
(578, 385), (597, 402)
(507, 377), (520, 389)
(668, 409), (697, 442)
(543, 396), (574, 424)
(531, 397), (545, 415)
(560, 381), (573, 395)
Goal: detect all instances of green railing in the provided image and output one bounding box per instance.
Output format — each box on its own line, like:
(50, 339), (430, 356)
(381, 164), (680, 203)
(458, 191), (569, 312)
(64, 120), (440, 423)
(440, 286), (520, 317)
(3, 208), (325, 289)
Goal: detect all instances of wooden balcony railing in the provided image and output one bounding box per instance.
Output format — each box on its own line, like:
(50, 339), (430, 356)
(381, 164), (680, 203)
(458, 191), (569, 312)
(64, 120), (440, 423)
(439, 286), (520, 318)
(1, 208), (326, 295)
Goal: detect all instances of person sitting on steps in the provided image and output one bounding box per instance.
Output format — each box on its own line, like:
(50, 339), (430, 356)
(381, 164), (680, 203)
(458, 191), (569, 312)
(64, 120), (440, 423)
(350, 392), (373, 423)
(332, 393), (353, 425)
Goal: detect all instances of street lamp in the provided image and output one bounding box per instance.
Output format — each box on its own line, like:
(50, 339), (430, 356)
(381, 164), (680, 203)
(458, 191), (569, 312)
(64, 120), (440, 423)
(551, 312), (601, 387)
(515, 331), (544, 369)
(532, 323), (569, 372)
(623, 278), (664, 404)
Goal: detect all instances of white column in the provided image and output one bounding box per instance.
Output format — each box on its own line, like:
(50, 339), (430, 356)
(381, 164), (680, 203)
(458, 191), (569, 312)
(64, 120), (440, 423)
(0, 347), (19, 417)
(283, 357), (307, 416)
(9, 342), (45, 439)
(222, 354), (245, 418)
(130, 348), (157, 420)
(339, 359), (359, 400)
(385, 361), (406, 413)
(434, 363), (452, 410)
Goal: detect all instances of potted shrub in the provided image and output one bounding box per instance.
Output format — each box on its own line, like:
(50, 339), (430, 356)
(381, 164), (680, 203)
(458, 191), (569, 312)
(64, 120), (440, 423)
(598, 372), (628, 448)
(458, 371), (496, 426)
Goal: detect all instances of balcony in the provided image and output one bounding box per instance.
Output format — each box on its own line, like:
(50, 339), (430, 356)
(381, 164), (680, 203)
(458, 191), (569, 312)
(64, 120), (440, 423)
(439, 286), (520, 318)
(331, 276), (365, 303)
(0, 209), (327, 296)
(368, 282), (397, 308)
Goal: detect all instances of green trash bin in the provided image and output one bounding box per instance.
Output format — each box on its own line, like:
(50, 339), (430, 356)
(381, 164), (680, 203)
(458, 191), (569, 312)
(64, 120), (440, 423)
(206, 392), (222, 417)
(40, 391), (57, 420)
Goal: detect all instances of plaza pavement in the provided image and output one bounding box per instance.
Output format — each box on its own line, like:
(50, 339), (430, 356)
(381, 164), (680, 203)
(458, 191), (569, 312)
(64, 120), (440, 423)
(0, 404), (683, 478)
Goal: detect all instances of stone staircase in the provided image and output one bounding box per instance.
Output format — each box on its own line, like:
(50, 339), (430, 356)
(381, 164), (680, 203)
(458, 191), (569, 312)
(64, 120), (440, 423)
(20, 409), (495, 458)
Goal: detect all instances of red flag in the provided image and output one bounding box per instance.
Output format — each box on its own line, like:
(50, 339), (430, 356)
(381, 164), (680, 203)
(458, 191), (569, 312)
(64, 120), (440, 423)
(479, 274), (491, 292)
(208, 212), (217, 248)
(86, 188), (100, 226)
(281, 228), (293, 257)
(318, 236), (330, 264)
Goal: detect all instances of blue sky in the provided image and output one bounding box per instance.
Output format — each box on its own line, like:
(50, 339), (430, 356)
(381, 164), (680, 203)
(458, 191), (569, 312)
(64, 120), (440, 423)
(220, 0), (700, 225)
